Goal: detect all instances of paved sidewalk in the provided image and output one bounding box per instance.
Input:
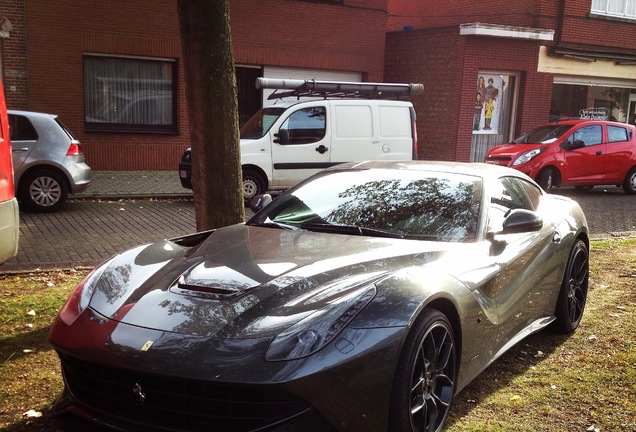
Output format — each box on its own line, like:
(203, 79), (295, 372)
(71, 170), (193, 199)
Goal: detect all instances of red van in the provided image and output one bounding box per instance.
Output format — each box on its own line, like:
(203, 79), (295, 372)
(0, 80), (19, 263)
(485, 119), (636, 194)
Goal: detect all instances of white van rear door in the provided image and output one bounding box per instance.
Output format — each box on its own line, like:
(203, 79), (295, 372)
(270, 104), (331, 188)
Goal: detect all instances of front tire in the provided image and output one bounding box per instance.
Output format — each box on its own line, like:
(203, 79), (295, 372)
(554, 239), (589, 334)
(242, 169), (266, 201)
(389, 309), (457, 432)
(18, 169), (69, 212)
(622, 167), (636, 195)
(536, 167), (557, 191)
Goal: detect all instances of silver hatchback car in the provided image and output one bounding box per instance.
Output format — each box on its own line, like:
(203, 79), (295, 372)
(9, 110), (91, 212)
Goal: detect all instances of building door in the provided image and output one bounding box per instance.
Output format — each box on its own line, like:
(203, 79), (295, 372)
(470, 72), (518, 162)
(628, 93), (636, 126)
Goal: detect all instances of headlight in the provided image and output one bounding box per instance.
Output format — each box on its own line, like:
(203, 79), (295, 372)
(58, 257), (115, 326)
(265, 284), (377, 361)
(513, 148), (544, 166)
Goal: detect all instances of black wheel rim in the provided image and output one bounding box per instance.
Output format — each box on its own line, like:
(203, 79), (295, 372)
(410, 322), (455, 432)
(567, 245), (589, 326)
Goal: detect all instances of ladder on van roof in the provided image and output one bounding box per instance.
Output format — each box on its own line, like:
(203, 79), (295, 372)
(256, 78), (424, 100)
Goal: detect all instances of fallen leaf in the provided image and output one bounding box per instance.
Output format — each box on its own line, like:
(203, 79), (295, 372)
(27, 310), (36, 316)
(534, 351), (545, 358)
(23, 410), (42, 418)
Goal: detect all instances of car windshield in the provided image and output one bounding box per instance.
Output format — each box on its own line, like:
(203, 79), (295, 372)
(240, 107), (287, 139)
(513, 124), (574, 144)
(248, 168), (482, 242)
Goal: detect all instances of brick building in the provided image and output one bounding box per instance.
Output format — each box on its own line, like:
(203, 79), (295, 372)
(386, 0), (636, 162)
(1, 0), (635, 169)
(0, 0), (387, 170)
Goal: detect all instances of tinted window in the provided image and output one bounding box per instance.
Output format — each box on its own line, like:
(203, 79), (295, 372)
(8, 114), (38, 141)
(571, 125), (602, 146)
(249, 169), (482, 242)
(280, 107), (326, 145)
(488, 176), (538, 231)
(607, 125), (630, 143)
(240, 107), (286, 139)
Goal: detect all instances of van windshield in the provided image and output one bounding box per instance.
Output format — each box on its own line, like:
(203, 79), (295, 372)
(513, 125), (574, 144)
(240, 107), (287, 139)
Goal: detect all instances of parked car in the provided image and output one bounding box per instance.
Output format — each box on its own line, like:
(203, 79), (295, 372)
(485, 119), (636, 194)
(179, 78), (420, 200)
(9, 110), (92, 211)
(50, 161), (589, 432)
(0, 81), (19, 263)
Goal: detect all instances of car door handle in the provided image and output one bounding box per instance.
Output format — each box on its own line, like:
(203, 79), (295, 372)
(315, 145), (328, 154)
(12, 148), (30, 152)
(553, 232), (562, 244)
(595, 151), (602, 155)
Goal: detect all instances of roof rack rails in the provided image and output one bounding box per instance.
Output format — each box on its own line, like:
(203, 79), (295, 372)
(256, 78), (425, 100)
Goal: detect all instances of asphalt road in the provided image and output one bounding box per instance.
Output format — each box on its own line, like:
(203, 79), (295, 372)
(1, 187), (635, 273)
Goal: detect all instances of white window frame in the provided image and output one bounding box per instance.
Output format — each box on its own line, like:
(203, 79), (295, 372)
(591, 0), (636, 20)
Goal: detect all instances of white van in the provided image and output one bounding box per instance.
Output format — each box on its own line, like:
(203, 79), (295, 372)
(179, 79), (422, 200)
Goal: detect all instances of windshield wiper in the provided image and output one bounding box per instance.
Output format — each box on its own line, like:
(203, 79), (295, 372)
(299, 222), (405, 239)
(250, 220), (299, 231)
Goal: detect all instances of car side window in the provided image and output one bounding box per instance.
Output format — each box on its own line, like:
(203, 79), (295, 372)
(488, 177), (537, 232)
(570, 125), (602, 147)
(279, 107), (326, 145)
(607, 125), (630, 143)
(8, 114), (38, 141)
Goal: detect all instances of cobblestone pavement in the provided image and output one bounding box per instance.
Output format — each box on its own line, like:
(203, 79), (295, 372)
(0, 171), (634, 274)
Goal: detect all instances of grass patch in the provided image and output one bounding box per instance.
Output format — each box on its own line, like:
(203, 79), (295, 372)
(0, 238), (634, 431)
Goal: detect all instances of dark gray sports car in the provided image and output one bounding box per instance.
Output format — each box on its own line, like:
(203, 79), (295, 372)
(49, 161), (589, 432)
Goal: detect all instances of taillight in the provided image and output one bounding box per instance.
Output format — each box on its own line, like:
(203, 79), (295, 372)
(66, 140), (83, 156)
(412, 121), (418, 159)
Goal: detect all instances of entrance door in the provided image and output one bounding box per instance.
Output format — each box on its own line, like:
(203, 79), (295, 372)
(628, 94), (636, 126)
(471, 72), (518, 162)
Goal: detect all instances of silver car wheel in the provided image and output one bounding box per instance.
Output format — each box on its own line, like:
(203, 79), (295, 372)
(19, 169), (69, 212)
(623, 167), (636, 195)
(30, 175), (62, 206)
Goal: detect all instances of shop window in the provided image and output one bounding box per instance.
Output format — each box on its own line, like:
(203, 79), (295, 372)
(591, 0), (636, 19)
(551, 84), (630, 122)
(84, 55), (177, 133)
(471, 72), (518, 162)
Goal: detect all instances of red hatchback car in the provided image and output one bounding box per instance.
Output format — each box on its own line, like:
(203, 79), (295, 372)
(485, 119), (636, 194)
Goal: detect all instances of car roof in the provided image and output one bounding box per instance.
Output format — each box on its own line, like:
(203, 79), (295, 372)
(547, 118), (634, 128)
(8, 109), (58, 119)
(326, 160), (535, 182)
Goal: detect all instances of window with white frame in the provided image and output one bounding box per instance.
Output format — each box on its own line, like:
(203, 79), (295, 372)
(84, 55), (177, 133)
(591, 0), (636, 19)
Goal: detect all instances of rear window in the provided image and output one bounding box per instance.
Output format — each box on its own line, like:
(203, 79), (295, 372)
(8, 114), (38, 141)
(607, 125), (630, 143)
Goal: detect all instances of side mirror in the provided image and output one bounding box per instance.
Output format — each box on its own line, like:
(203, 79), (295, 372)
(500, 208), (543, 234)
(273, 129), (289, 144)
(249, 193), (272, 212)
(561, 139), (585, 151)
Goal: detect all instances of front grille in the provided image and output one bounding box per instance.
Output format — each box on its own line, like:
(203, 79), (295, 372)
(485, 156), (512, 166)
(60, 354), (310, 432)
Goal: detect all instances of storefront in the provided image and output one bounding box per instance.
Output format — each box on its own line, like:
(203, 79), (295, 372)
(539, 46), (636, 125)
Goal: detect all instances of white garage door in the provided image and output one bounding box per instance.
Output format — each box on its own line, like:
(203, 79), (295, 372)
(262, 66), (363, 106)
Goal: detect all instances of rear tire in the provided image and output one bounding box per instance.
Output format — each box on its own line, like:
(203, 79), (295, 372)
(536, 167), (556, 191)
(242, 169), (266, 201)
(389, 309), (457, 432)
(18, 169), (68, 212)
(622, 167), (636, 195)
(554, 239), (589, 334)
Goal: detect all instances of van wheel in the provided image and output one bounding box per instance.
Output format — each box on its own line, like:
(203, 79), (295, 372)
(622, 167), (636, 195)
(536, 167), (556, 191)
(18, 169), (68, 212)
(243, 169), (266, 201)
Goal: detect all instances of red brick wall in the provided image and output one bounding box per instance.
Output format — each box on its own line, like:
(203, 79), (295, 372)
(560, 1), (636, 50)
(3, 0), (388, 170)
(386, 27), (553, 162)
(0, 0), (28, 109)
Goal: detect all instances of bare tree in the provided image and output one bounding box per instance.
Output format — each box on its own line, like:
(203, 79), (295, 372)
(178, 0), (244, 231)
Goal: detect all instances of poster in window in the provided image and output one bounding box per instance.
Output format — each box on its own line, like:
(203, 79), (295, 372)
(473, 74), (503, 135)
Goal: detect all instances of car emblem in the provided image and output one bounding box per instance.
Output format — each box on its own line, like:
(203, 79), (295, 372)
(132, 383), (146, 404)
(140, 340), (154, 352)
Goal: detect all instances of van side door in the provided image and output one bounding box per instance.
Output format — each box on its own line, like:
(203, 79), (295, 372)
(270, 104), (330, 188)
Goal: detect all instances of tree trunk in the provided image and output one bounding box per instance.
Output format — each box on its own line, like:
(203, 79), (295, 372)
(177, 0), (244, 231)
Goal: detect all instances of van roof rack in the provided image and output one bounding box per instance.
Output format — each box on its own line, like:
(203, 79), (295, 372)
(256, 78), (425, 100)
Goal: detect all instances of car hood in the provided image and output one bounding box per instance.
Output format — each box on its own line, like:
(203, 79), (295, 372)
(487, 143), (545, 158)
(87, 224), (467, 338)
